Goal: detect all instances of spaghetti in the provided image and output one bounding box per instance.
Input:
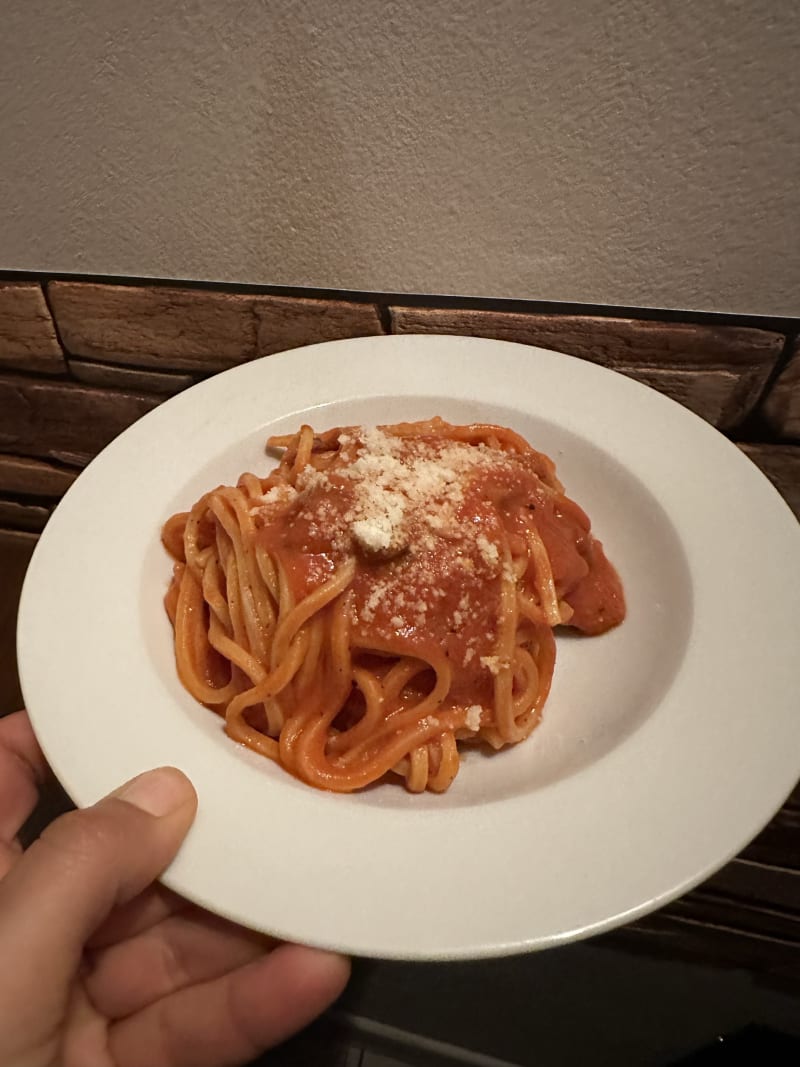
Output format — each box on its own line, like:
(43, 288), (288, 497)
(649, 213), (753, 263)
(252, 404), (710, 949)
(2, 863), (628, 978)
(162, 418), (625, 793)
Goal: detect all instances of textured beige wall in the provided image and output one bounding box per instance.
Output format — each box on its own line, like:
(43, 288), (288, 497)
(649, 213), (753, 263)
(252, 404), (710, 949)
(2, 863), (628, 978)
(1, 1), (798, 315)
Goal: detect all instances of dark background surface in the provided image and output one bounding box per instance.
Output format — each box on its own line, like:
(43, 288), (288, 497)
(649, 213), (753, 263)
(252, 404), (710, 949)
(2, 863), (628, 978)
(1, 533), (29, 716)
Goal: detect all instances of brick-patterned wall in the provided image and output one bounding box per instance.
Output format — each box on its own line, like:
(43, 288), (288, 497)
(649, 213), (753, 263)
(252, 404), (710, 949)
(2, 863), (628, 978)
(2, 276), (799, 987)
(1, 278), (798, 537)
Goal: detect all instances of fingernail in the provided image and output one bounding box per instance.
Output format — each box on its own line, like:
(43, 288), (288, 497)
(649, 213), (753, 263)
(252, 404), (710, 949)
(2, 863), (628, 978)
(114, 767), (193, 817)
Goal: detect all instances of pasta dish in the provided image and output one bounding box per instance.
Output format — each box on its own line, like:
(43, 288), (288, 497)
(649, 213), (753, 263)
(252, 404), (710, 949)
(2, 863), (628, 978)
(162, 418), (625, 793)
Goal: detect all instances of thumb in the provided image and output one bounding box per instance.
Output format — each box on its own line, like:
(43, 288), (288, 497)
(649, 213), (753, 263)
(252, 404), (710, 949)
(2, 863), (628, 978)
(0, 767), (196, 991)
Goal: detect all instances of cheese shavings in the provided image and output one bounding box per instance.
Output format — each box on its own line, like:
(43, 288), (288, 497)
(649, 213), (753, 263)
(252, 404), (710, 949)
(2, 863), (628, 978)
(342, 427), (488, 556)
(465, 704), (483, 731)
(262, 425), (516, 649)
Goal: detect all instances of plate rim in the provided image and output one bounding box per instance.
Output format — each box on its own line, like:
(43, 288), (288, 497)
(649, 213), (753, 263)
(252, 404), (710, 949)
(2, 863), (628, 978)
(17, 333), (800, 960)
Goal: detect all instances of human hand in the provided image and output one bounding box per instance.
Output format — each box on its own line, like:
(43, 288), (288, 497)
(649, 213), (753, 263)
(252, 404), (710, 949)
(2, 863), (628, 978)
(0, 711), (350, 1067)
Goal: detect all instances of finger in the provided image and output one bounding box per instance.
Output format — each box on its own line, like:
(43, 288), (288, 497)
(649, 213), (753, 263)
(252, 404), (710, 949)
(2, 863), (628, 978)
(0, 767), (197, 1019)
(0, 711), (48, 847)
(87, 908), (273, 1019)
(0, 711), (47, 782)
(0, 841), (22, 881)
(109, 945), (351, 1067)
(88, 883), (188, 949)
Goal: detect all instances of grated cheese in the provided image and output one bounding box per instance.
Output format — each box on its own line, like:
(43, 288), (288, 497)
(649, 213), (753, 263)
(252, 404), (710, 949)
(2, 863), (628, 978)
(255, 484), (298, 508)
(465, 705), (483, 731)
(475, 534), (499, 567)
(336, 428), (499, 560)
(267, 425), (519, 654)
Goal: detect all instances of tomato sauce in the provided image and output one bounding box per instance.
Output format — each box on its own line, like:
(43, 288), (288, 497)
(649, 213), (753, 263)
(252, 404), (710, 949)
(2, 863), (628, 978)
(255, 439), (624, 705)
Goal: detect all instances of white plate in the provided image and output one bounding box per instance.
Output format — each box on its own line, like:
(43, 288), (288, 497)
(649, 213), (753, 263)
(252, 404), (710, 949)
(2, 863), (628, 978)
(18, 335), (800, 960)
